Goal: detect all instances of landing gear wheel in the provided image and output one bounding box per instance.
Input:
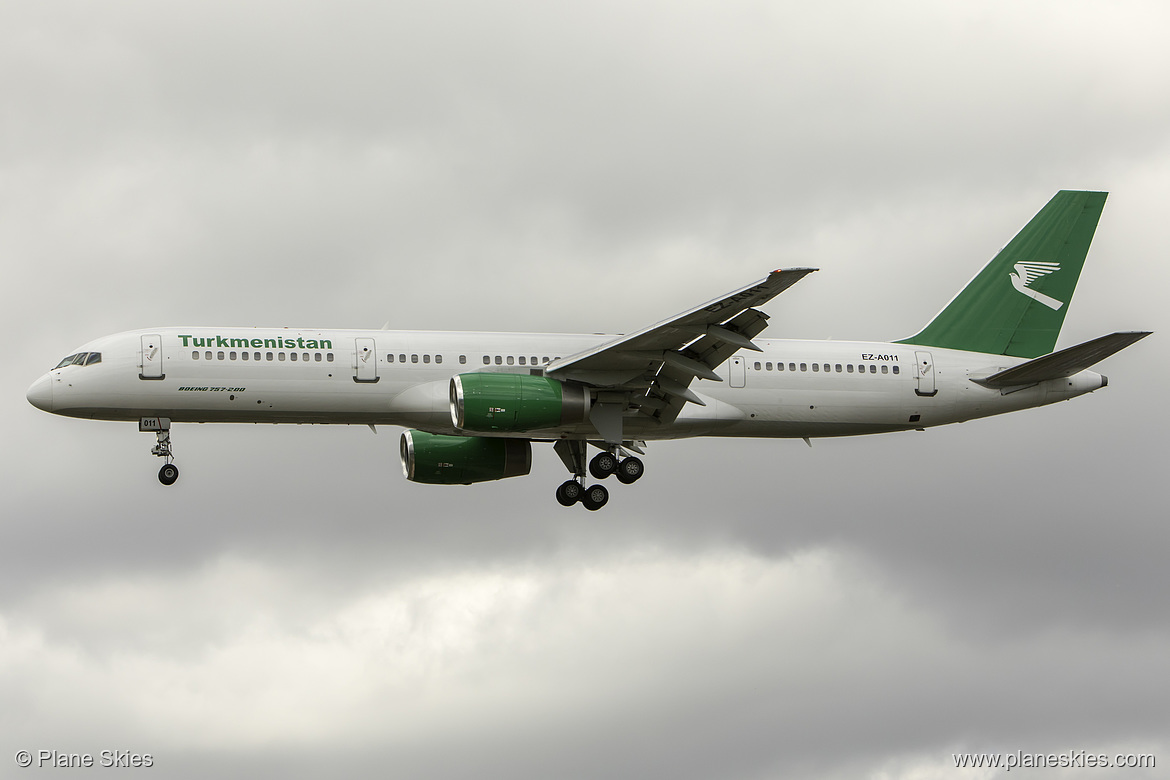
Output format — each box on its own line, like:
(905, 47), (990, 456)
(615, 456), (644, 485)
(158, 463), (179, 486)
(556, 480), (583, 506)
(580, 483), (609, 511)
(589, 452), (618, 480)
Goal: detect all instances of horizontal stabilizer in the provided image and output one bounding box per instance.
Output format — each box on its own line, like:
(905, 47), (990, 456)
(972, 331), (1151, 388)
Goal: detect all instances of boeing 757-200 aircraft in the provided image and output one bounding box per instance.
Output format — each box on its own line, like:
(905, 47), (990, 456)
(27, 191), (1150, 510)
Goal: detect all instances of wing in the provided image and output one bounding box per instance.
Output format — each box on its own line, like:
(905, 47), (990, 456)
(547, 268), (817, 434)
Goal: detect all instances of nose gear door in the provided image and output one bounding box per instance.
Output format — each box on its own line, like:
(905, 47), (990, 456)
(140, 334), (164, 380)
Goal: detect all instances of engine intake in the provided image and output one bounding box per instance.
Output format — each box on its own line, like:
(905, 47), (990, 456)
(450, 373), (590, 432)
(400, 430), (531, 485)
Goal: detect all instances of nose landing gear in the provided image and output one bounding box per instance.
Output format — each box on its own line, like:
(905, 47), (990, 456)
(158, 462), (179, 486)
(141, 417), (179, 486)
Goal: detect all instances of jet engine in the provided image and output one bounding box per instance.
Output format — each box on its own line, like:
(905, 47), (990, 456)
(450, 373), (590, 432)
(400, 430), (531, 485)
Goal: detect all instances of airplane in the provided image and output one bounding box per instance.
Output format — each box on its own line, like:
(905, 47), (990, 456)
(27, 190), (1150, 510)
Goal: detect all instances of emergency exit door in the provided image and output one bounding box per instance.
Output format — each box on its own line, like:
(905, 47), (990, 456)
(914, 350), (936, 397)
(140, 334), (164, 380)
(354, 338), (379, 383)
(729, 356), (746, 388)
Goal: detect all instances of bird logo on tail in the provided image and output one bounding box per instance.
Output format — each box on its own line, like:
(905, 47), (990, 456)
(1009, 261), (1063, 310)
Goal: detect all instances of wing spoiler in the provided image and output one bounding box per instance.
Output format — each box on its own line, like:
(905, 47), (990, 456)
(971, 331), (1151, 388)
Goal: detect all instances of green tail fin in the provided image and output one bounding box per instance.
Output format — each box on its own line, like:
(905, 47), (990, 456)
(895, 190), (1107, 358)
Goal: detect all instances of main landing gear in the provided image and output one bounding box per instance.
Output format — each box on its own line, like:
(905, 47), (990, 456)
(552, 441), (644, 511)
(141, 417), (179, 486)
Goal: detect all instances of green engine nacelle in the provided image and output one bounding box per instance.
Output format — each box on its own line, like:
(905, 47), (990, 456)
(400, 430), (532, 485)
(450, 373), (591, 432)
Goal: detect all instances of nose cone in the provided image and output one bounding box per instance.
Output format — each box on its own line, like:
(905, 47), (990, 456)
(27, 373), (53, 412)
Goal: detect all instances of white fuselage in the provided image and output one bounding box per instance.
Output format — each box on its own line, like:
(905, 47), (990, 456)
(27, 327), (1107, 441)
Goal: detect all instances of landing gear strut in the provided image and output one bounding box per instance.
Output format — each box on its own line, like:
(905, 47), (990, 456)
(553, 440), (644, 510)
(141, 417), (178, 486)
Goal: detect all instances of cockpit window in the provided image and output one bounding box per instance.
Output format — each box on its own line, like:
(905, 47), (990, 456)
(53, 352), (101, 369)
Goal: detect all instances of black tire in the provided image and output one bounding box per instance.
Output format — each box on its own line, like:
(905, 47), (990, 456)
(580, 483), (609, 511)
(158, 463), (179, 486)
(556, 480), (582, 507)
(615, 456), (644, 485)
(589, 452), (618, 480)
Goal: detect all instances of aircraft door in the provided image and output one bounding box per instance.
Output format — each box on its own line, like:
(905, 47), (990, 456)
(140, 334), (164, 380)
(914, 350), (937, 397)
(729, 356), (746, 388)
(354, 338), (379, 383)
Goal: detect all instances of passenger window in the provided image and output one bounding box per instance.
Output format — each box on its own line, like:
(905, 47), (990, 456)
(789, 363), (796, 371)
(255, 352), (261, 361)
(279, 352), (286, 361)
(869, 365), (876, 373)
(765, 362), (772, 371)
(206, 351), (213, 360)
(800, 363), (807, 372)
(399, 354), (406, 363)
(459, 355), (467, 364)
(411, 354), (419, 363)
(835, 364), (842, 372)
(847, 364), (853, 373)
(314, 353), (321, 362)
(436, 355), (443, 364)
(507, 356), (514, 365)
(290, 352), (298, 361)
(242, 351), (249, 361)
(327, 353), (334, 362)
(754, 362), (761, 370)
(387, 354), (395, 363)
(812, 363), (819, 372)
(230, 352), (237, 360)
(266, 352), (274, 361)
(216, 351), (223, 360)
(192, 351), (199, 360)
(530, 356), (537, 365)
(881, 365), (888, 374)
(519, 356), (526, 366)
(483, 356), (491, 365)
(495, 356), (502, 365)
(823, 364), (830, 372)
(423, 354), (430, 364)
(892, 365), (900, 374)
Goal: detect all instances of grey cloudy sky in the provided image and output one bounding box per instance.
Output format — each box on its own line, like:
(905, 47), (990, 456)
(3, 1), (1168, 778)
